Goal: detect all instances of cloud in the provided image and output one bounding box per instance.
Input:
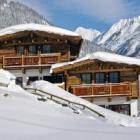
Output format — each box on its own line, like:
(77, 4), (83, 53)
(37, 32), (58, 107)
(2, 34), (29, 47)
(52, 0), (139, 23)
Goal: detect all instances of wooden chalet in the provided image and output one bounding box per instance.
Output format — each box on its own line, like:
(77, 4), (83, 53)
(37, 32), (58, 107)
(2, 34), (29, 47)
(52, 52), (140, 116)
(0, 23), (82, 85)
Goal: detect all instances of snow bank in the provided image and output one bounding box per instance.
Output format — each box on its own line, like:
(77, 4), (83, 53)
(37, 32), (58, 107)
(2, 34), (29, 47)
(51, 51), (140, 72)
(0, 69), (35, 99)
(1, 88), (140, 140)
(0, 69), (15, 85)
(0, 23), (79, 37)
(31, 80), (140, 127)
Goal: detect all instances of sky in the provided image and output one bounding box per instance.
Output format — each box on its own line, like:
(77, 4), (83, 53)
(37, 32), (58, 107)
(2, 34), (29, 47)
(11, 0), (140, 32)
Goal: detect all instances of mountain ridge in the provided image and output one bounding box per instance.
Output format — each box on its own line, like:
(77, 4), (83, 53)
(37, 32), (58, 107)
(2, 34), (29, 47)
(77, 16), (140, 58)
(0, 0), (50, 29)
(75, 27), (101, 41)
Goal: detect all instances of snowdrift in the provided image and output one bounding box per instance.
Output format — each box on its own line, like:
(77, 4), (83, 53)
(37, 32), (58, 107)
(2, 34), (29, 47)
(31, 80), (140, 127)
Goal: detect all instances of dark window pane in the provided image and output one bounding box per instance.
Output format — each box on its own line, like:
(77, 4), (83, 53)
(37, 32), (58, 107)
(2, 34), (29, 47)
(95, 73), (105, 83)
(29, 46), (37, 55)
(43, 75), (63, 83)
(109, 72), (119, 83)
(81, 73), (92, 84)
(42, 45), (50, 53)
(17, 46), (24, 55)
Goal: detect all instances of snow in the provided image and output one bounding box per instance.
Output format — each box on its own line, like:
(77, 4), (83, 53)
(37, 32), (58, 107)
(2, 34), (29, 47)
(0, 23), (79, 37)
(51, 51), (140, 72)
(96, 17), (140, 45)
(1, 70), (140, 139)
(31, 80), (140, 127)
(0, 69), (15, 85)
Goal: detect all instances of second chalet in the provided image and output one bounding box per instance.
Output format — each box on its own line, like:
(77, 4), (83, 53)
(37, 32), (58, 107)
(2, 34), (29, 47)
(51, 52), (140, 116)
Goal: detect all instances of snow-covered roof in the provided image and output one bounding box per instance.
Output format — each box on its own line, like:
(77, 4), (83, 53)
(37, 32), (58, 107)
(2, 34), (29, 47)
(51, 51), (140, 72)
(0, 23), (79, 37)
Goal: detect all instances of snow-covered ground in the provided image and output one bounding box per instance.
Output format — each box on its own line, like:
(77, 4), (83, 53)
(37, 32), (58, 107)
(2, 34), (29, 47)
(1, 69), (140, 140)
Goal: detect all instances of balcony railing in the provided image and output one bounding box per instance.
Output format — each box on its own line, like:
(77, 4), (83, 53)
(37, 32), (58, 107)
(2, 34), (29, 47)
(2, 53), (61, 68)
(71, 82), (138, 98)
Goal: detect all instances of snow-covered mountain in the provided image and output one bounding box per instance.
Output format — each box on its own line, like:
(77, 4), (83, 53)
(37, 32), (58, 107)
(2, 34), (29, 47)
(95, 16), (140, 58)
(75, 27), (113, 58)
(78, 40), (114, 58)
(78, 16), (140, 58)
(75, 27), (101, 41)
(0, 0), (50, 29)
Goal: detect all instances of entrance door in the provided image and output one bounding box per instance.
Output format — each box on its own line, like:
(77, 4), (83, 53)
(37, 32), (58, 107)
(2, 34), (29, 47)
(16, 77), (23, 87)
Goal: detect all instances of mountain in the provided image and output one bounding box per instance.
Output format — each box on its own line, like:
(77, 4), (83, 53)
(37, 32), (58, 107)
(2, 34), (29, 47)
(75, 27), (113, 58)
(78, 16), (140, 58)
(95, 16), (140, 58)
(78, 40), (114, 58)
(0, 0), (50, 29)
(75, 27), (101, 41)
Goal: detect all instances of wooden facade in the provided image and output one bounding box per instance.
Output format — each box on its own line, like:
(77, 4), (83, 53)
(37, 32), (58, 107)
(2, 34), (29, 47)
(53, 60), (140, 100)
(0, 30), (82, 71)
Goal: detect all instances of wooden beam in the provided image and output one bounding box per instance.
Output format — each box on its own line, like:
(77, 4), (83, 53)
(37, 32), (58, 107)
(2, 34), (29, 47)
(1, 41), (67, 47)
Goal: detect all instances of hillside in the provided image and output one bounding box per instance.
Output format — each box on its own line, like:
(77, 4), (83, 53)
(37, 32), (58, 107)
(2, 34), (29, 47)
(0, 0), (50, 29)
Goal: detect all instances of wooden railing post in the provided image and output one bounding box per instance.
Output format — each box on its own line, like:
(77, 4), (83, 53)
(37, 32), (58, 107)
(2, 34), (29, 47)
(129, 82), (132, 96)
(109, 83), (112, 96)
(2, 56), (5, 68)
(22, 55), (24, 66)
(58, 53), (61, 62)
(39, 55), (41, 65)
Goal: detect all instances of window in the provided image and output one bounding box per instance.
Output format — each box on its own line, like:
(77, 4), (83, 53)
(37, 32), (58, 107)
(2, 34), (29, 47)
(81, 73), (92, 84)
(109, 72), (120, 83)
(43, 75), (63, 83)
(42, 45), (50, 53)
(17, 46), (24, 55)
(95, 73), (105, 83)
(29, 46), (37, 55)
(108, 104), (130, 115)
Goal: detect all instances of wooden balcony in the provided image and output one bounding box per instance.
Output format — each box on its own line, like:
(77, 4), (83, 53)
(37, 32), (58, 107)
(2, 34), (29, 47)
(71, 82), (138, 98)
(2, 53), (61, 69)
